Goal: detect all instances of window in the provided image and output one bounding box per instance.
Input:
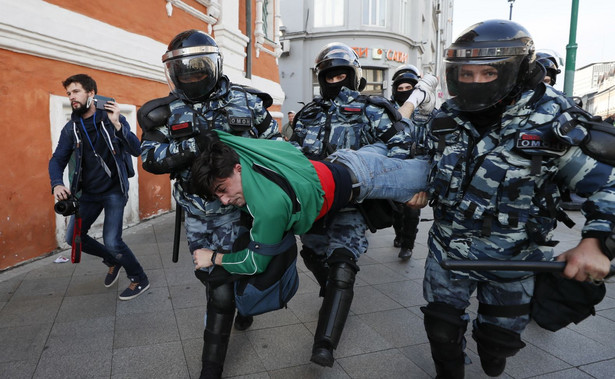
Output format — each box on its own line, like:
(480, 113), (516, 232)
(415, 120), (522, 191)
(262, 0), (274, 40)
(363, 0), (386, 27)
(400, 0), (409, 35)
(314, 0), (344, 27)
(361, 67), (384, 95)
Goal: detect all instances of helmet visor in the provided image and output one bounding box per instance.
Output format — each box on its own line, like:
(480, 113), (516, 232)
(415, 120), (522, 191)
(164, 53), (219, 102)
(445, 56), (523, 112)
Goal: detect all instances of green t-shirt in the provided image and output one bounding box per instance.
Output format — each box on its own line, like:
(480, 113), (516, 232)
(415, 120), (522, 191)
(215, 131), (324, 275)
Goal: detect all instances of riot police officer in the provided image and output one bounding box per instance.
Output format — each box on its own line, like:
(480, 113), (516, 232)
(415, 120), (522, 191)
(421, 20), (615, 378)
(390, 64), (430, 260)
(536, 51), (562, 86)
(290, 42), (416, 367)
(138, 30), (279, 379)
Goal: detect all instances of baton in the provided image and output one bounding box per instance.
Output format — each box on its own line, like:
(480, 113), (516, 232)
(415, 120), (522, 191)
(440, 260), (615, 278)
(440, 260), (566, 272)
(172, 206), (183, 263)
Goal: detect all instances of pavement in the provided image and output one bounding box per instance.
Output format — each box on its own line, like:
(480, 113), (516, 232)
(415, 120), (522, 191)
(2, 207), (615, 379)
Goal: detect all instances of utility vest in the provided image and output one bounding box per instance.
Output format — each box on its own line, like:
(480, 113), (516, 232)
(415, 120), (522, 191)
(169, 84), (274, 217)
(294, 91), (400, 160)
(427, 92), (574, 281)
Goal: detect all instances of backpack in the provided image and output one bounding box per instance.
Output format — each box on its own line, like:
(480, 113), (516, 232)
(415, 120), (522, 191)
(231, 231), (299, 316)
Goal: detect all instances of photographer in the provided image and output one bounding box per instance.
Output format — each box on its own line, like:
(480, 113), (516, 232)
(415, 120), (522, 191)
(49, 74), (149, 300)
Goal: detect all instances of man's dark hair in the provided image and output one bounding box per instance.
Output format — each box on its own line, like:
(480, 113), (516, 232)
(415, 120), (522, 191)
(190, 136), (240, 200)
(62, 74), (98, 93)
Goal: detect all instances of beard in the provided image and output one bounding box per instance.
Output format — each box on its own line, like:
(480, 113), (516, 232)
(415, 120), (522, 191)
(72, 99), (90, 117)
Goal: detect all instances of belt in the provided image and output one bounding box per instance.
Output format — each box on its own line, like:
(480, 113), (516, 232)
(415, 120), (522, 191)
(329, 160), (360, 202)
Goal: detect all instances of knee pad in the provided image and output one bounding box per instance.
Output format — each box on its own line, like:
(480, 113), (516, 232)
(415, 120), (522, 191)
(300, 246), (326, 272)
(207, 282), (236, 314)
(472, 321), (526, 359)
(421, 302), (467, 344)
(327, 249), (359, 290)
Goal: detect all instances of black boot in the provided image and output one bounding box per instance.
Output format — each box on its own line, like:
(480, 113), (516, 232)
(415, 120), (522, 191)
(234, 313), (254, 331)
(311, 260), (357, 367)
(397, 247), (413, 260)
(301, 248), (329, 297)
(200, 308), (234, 379)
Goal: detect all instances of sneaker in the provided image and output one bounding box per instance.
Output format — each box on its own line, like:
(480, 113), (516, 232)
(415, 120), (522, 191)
(104, 265), (122, 288)
(119, 277), (150, 301)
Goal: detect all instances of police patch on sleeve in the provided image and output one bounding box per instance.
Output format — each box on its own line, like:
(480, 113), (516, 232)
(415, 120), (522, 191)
(515, 131), (567, 154)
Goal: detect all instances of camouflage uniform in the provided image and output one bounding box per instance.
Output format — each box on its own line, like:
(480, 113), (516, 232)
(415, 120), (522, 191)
(424, 84), (615, 333)
(292, 86), (412, 258)
(141, 77), (279, 254)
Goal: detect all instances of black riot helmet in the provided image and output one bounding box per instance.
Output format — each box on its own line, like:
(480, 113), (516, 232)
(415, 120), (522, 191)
(444, 19), (542, 112)
(162, 30), (223, 103)
(391, 64), (421, 105)
(314, 42), (366, 99)
(536, 51), (562, 86)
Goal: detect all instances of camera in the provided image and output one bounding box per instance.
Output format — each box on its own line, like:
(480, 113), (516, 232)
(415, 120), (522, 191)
(54, 195), (79, 216)
(93, 95), (115, 111)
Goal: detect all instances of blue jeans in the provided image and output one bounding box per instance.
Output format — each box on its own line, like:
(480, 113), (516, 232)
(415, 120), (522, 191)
(328, 143), (430, 204)
(65, 188), (146, 281)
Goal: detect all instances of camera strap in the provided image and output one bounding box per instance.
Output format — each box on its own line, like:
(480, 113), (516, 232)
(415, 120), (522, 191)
(80, 113), (112, 177)
(71, 214), (82, 264)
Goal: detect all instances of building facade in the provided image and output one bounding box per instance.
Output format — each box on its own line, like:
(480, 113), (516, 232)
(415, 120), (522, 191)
(277, 0), (453, 119)
(574, 61), (615, 119)
(0, 0), (284, 270)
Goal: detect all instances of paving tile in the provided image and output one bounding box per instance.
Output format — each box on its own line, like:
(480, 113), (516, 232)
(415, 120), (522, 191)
(531, 368), (596, 379)
(268, 363), (351, 378)
(522, 322), (615, 366)
(115, 284), (172, 316)
(110, 341), (189, 379)
(224, 333), (268, 377)
(65, 272), (113, 296)
(33, 350), (111, 379)
(113, 309), (180, 349)
(168, 282), (208, 309)
(247, 323), (313, 371)
(10, 276), (70, 299)
(359, 307), (429, 348)
(25, 261), (75, 280)
(349, 285), (403, 315)
(0, 274), (23, 302)
(579, 358), (615, 379)
(0, 296), (62, 327)
(373, 278), (426, 307)
(0, 323), (52, 362)
(43, 316), (114, 356)
(337, 349), (431, 379)
(286, 291), (323, 323)
(248, 307), (301, 329)
(355, 262), (408, 285)
(174, 305), (205, 341)
(56, 292), (117, 323)
(0, 360), (37, 379)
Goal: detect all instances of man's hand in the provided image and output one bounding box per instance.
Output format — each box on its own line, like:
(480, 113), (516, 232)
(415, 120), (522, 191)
(413, 74), (438, 115)
(556, 238), (611, 282)
(405, 191), (428, 209)
(104, 101), (123, 131)
(400, 74), (438, 118)
(53, 185), (71, 201)
(193, 248), (215, 269)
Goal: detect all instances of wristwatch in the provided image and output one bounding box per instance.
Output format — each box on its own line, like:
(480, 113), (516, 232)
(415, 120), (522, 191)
(211, 251), (218, 266)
